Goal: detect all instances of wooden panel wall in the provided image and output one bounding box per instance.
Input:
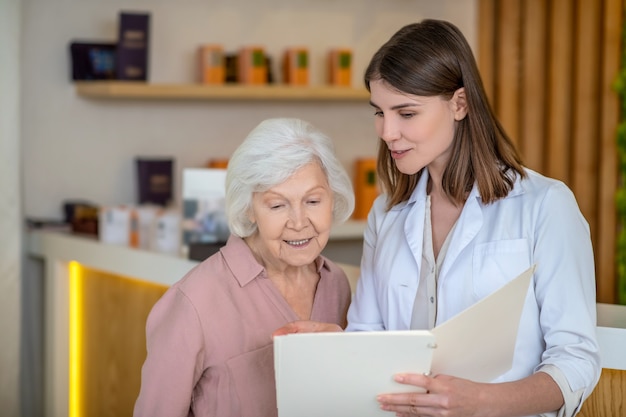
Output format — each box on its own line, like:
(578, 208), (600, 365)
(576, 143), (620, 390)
(478, 0), (622, 303)
(78, 267), (167, 417)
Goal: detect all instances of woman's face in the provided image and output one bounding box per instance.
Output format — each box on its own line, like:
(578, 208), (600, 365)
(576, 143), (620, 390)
(369, 79), (467, 176)
(248, 162), (333, 270)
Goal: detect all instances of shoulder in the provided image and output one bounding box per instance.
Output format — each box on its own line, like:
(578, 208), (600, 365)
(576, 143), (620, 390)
(509, 168), (578, 205)
(370, 193), (389, 214)
(171, 252), (228, 297)
(175, 235), (260, 295)
(319, 256), (352, 288)
(521, 168), (567, 189)
(319, 255), (348, 279)
(493, 168), (589, 229)
(369, 191), (414, 218)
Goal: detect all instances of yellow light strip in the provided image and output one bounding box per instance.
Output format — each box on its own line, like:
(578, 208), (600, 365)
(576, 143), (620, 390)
(69, 261), (82, 417)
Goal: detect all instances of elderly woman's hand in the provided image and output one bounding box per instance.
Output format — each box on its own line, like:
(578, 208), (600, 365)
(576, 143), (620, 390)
(272, 320), (343, 338)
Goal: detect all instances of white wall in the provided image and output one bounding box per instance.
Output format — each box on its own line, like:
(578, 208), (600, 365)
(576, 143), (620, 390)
(21, 0), (477, 220)
(16, 1), (476, 414)
(1, 0), (22, 414)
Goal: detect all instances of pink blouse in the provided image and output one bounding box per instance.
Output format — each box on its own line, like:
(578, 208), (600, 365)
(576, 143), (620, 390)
(134, 235), (351, 417)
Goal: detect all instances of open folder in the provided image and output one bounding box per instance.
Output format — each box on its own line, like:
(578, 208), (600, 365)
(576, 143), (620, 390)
(273, 264), (535, 417)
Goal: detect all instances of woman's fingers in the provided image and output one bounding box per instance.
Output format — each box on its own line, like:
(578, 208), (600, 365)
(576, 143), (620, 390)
(377, 373), (443, 416)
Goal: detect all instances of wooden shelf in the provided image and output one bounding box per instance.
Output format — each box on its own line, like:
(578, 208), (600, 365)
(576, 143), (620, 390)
(75, 82), (370, 102)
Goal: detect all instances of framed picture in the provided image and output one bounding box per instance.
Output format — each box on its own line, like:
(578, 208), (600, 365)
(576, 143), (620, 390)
(70, 41), (117, 80)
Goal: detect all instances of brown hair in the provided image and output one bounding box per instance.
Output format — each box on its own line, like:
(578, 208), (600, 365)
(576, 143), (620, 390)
(365, 19), (525, 210)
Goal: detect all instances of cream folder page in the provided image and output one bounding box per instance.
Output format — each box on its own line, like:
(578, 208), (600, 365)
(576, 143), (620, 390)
(273, 264), (535, 417)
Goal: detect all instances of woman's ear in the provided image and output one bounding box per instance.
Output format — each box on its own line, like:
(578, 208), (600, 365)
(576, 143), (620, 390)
(247, 209), (256, 225)
(452, 87), (468, 121)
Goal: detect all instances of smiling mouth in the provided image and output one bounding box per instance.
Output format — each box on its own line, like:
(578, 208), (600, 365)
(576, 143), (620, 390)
(285, 238), (312, 246)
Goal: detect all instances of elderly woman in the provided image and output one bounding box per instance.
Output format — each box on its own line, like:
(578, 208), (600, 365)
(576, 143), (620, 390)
(133, 118), (355, 417)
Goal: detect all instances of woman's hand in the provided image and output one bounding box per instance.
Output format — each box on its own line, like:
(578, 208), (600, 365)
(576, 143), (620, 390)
(272, 320), (343, 338)
(377, 373), (485, 417)
(378, 371), (563, 417)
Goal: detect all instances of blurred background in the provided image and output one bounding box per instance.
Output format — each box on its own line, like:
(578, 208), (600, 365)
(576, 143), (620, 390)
(1, 0), (624, 416)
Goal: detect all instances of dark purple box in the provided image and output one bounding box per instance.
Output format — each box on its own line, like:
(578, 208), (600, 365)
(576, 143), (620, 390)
(116, 11), (150, 81)
(136, 158), (174, 206)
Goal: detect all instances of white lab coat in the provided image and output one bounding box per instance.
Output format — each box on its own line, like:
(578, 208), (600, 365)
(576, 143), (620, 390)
(347, 168), (601, 407)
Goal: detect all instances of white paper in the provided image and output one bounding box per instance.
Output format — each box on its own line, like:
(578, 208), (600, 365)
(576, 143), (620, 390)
(430, 264), (534, 381)
(274, 331), (436, 417)
(274, 265), (534, 417)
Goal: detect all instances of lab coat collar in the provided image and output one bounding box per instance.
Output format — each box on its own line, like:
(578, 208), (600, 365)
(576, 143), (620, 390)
(388, 169), (430, 213)
(385, 168), (526, 280)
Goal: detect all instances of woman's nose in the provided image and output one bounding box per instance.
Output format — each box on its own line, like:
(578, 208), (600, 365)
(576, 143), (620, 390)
(287, 207), (307, 230)
(379, 118), (400, 143)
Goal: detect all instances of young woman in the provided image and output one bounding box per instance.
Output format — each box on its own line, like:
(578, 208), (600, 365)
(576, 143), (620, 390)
(276, 20), (601, 417)
(352, 19), (600, 417)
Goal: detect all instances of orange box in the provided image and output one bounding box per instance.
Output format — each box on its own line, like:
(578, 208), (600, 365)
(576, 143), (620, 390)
(198, 44), (225, 84)
(353, 158), (379, 220)
(238, 46), (267, 85)
(129, 208), (140, 248)
(206, 158), (229, 169)
(282, 47), (309, 85)
(327, 48), (352, 86)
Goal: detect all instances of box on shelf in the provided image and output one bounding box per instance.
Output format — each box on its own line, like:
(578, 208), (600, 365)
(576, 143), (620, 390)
(99, 205), (133, 246)
(206, 158), (229, 169)
(63, 200), (99, 236)
(238, 46), (268, 85)
(134, 205), (161, 249)
(98, 204), (179, 252)
(181, 168), (230, 248)
(151, 209), (181, 255)
(224, 53), (239, 83)
(136, 157), (174, 207)
(353, 158), (379, 220)
(282, 47), (309, 86)
(198, 44), (225, 85)
(116, 11), (150, 81)
(69, 41), (117, 81)
(327, 48), (352, 86)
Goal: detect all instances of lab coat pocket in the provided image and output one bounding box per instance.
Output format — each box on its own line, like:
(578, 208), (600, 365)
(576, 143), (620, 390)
(472, 239), (530, 299)
(227, 342), (277, 417)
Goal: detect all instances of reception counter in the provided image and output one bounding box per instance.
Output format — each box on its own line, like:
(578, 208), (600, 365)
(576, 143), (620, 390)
(581, 303), (626, 417)
(28, 227), (362, 417)
(28, 229), (625, 417)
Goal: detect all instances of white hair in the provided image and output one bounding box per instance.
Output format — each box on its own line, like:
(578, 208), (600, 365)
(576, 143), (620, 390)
(225, 118), (355, 237)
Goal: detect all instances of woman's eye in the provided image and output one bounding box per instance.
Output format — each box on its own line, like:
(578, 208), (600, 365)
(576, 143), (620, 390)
(269, 203), (284, 209)
(307, 199), (321, 205)
(400, 112), (415, 119)
(373, 110), (383, 117)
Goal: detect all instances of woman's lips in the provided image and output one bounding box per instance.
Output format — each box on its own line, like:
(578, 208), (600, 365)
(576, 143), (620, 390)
(285, 238), (312, 247)
(390, 149), (409, 159)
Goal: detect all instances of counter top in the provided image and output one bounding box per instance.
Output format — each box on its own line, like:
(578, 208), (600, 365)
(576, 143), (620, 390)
(28, 229), (625, 370)
(27, 228), (363, 289)
(29, 229), (197, 286)
(596, 302), (626, 370)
